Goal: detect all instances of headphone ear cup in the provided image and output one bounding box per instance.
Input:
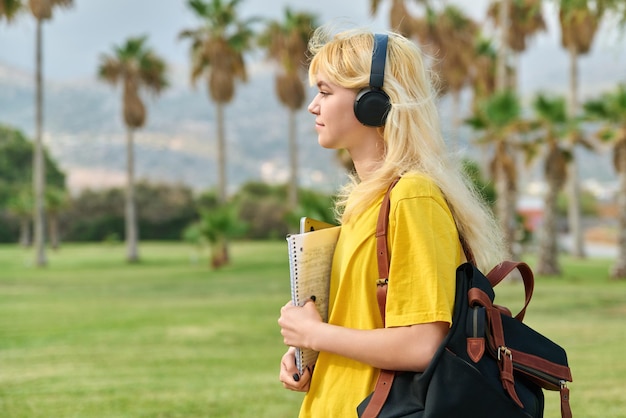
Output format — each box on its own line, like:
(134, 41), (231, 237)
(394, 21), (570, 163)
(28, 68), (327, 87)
(354, 88), (391, 127)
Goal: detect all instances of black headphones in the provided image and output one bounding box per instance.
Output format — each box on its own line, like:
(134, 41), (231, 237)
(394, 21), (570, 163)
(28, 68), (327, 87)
(354, 33), (391, 127)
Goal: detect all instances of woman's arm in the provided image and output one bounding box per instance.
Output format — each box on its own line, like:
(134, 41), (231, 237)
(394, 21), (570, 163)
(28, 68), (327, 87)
(278, 300), (448, 372)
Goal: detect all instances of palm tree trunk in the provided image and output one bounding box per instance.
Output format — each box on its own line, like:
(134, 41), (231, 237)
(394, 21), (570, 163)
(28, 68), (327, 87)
(611, 134), (626, 279)
(537, 176), (561, 275)
(510, 53), (519, 92)
(33, 18), (47, 267)
(451, 90), (461, 152)
(496, 167), (515, 260)
(496, 0), (510, 92)
(214, 102), (230, 265)
(48, 213), (59, 250)
(507, 182), (519, 260)
(566, 160), (585, 256)
(566, 45), (586, 258)
(125, 127), (139, 262)
(287, 108), (298, 210)
(19, 217), (31, 247)
(216, 102), (227, 203)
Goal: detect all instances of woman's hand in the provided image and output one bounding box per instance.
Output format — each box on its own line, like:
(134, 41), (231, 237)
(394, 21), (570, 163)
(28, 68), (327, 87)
(278, 298), (321, 350)
(279, 347), (313, 392)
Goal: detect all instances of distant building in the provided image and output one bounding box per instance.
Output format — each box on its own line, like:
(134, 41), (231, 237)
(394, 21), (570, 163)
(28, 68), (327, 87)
(517, 195), (544, 233)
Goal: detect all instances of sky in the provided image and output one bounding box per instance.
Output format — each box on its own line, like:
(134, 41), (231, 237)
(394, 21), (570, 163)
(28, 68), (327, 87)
(1, 0), (623, 193)
(0, 0), (623, 90)
(0, 0), (387, 82)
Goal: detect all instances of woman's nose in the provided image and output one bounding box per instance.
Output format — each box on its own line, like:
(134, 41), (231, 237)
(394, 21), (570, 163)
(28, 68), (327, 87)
(307, 97), (319, 115)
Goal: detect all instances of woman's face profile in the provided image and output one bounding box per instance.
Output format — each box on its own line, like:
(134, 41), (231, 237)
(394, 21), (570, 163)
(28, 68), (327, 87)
(308, 70), (368, 151)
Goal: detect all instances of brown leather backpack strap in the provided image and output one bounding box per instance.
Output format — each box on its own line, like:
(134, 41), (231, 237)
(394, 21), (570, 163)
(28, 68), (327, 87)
(360, 369), (396, 418)
(362, 179), (400, 418)
(366, 177), (475, 418)
(376, 177), (474, 284)
(375, 178), (399, 286)
(486, 261), (534, 322)
(459, 234), (476, 266)
(560, 386), (572, 418)
(468, 286), (523, 408)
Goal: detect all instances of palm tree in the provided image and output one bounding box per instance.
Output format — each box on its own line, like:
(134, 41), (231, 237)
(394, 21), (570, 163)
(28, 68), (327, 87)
(179, 0), (256, 204)
(0, 0), (21, 21)
(467, 90), (529, 260)
(46, 185), (69, 250)
(372, 2), (480, 149)
(98, 36), (168, 263)
(258, 8), (317, 210)
(6, 188), (32, 247)
(584, 84), (626, 279)
(494, 0), (511, 91)
(414, 5), (478, 148)
(556, 0), (610, 258)
(527, 94), (583, 275)
(487, 0), (546, 91)
(26, 0), (73, 267)
(369, 0), (416, 38)
(469, 37), (499, 174)
(186, 203), (248, 269)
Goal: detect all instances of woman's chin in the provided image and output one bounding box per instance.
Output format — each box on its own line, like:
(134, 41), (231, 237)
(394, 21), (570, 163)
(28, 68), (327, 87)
(317, 138), (338, 150)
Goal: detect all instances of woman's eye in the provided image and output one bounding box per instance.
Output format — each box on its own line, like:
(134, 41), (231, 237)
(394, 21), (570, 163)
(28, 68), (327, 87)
(318, 91), (329, 96)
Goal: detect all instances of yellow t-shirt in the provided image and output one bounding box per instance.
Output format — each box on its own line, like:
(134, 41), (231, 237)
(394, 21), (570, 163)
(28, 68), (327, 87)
(298, 173), (463, 418)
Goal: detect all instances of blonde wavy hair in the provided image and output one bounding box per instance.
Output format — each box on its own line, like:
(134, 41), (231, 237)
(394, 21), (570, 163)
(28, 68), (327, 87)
(308, 26), (504, 270)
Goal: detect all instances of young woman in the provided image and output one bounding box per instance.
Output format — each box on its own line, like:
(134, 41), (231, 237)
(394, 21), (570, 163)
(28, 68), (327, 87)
(278, 27), (504, 417)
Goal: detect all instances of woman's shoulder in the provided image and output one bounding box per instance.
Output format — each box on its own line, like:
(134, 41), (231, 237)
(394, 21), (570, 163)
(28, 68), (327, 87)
(392, 172), (443, 200)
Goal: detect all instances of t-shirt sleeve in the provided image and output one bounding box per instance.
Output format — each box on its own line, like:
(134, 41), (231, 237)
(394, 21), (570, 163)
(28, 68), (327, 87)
(383, 193), (460, 328)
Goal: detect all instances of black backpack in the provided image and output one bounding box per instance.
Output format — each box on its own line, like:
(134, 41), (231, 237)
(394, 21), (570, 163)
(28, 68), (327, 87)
(357, 180), (573, 418)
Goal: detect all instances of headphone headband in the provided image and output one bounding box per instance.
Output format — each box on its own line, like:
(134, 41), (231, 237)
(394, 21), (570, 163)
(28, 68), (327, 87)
(369, 33), (388, 89)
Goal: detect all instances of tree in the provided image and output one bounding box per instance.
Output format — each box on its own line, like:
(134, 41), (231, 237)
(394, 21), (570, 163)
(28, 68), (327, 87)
(45, 185), (70, 249)
(0, 124), (65, 189)
(414, 5), (479, 148)
(370, 0), (416, 38)
(0, 0), (21, 21)
(584, 84), (626, 279)
(26, 0), (73, 266)
(527, 93), (583, 275)
(555, 0), (612, 258)
(258, 8), (317, 210)
(487, 0), (546, 91)
(470, 37), (497, 113)
(60, 182), (197, 242)
(468, 37), (500, 173)
(98, 36), (168, 263)
(6, 189), (32, 247)
(179, 0), (256, 204)
(372, 2), (482, 149)
(234, 182), (290, 239)
(185, 203), (248, 269)
(0, 124), (66, 245)
(467, 90), (528, 259)
(495, 0), (511, 91)
(462, 158), (497, 209)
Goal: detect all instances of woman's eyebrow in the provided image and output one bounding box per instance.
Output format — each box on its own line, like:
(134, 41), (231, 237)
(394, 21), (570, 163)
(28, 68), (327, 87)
(317, 81), (330, 89)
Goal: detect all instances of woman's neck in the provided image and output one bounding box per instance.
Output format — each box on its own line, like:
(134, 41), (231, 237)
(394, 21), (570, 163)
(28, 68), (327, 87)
(349, 134), (385, 181)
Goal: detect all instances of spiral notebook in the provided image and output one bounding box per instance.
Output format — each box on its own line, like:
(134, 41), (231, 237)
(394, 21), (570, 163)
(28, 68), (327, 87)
(286, 218), (340, 374)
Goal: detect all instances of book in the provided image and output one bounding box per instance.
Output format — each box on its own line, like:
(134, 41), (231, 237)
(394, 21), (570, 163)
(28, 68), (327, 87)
(286, 218), (340, 374)
(299, 217), (335, 233)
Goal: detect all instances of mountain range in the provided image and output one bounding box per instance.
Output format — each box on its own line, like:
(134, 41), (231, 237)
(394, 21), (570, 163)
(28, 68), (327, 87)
(0, 53), (621, 196)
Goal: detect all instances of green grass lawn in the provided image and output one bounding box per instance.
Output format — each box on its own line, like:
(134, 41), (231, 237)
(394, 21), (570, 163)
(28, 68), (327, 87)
(1, 241), (625, 417)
